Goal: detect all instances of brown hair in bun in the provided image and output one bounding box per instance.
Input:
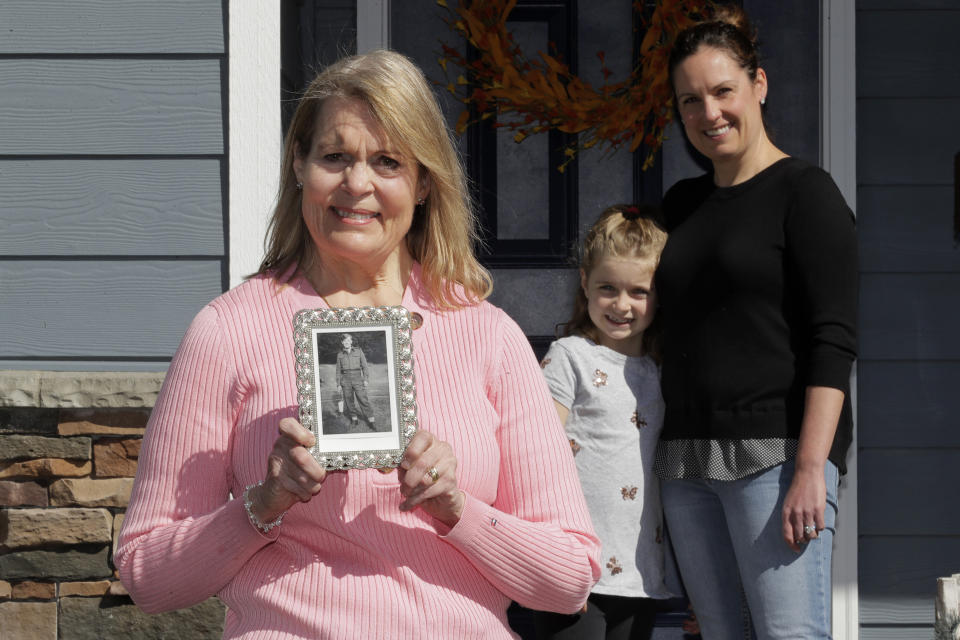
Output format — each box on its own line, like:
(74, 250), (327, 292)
(667, 5), (760, 88)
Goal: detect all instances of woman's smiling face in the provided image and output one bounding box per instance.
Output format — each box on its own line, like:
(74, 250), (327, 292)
(294, 96), (429, 269)
(673, 45), (768, 168)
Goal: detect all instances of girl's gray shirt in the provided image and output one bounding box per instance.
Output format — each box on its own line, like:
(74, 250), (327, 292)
(541, 335), (673, 599)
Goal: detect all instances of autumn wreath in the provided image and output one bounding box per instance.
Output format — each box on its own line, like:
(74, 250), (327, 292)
(437, 0), (713, 170)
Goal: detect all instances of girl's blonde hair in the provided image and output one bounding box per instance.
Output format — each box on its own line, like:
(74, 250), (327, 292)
(255, 49), (492, 308)
(564, 204), (668, 360)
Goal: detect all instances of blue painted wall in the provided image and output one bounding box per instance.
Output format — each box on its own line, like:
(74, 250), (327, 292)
(857, 1), (960, 638)
(0, 0), (227, 371)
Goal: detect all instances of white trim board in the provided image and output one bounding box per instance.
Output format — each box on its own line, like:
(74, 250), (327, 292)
(822, 1), (858, 638)
(227, 2), (388, 287)
(228, 1), (281, 288)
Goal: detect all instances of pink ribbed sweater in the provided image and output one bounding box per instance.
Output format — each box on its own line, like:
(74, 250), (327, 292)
(116, 265), (601, 639)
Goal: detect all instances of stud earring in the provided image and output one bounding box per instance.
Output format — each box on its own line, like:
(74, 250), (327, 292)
(416, 198), (425, 206)
(760, 97), (766, 105)
(296, 181), (303, 190)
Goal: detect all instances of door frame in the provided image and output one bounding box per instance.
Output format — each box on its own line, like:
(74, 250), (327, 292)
(821, 1), (858, 638)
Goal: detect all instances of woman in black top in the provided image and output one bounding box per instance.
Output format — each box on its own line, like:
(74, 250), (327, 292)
(654, 7), (857, 639)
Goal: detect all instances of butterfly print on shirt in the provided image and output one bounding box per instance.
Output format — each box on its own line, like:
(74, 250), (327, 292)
(606, 556), (622, 575)
(593, 369), (608, 387)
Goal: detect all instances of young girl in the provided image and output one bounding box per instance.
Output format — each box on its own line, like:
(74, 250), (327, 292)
(536, 205), (672, 640)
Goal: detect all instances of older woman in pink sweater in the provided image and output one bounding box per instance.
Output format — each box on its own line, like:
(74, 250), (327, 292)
(116, 50), (600, 639)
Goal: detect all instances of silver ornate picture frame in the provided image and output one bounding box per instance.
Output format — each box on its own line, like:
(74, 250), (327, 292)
(293, 306), (418, 469)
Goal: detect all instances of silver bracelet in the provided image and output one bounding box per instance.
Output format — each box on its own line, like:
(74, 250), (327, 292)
(243, 481), (285, 533)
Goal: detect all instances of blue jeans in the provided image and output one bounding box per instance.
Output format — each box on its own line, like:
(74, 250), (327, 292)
(661, 460), (838, 640)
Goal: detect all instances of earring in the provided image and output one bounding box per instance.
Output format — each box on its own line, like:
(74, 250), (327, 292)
(296, 181), (303, 190)
(760, 97), (766, 105)
(416, 198), (425, 206)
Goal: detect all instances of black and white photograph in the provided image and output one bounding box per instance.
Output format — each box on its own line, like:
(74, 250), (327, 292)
(293, 306), (418, 470)
(315, 329), (393, 436)
(308, 324), (399, 457)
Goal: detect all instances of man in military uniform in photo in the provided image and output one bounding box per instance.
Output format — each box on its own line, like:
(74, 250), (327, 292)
(336, 333), (375, 428)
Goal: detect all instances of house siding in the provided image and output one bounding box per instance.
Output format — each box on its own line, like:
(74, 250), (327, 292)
(0, 0), (227, 370)
(856, 2), (960, 638)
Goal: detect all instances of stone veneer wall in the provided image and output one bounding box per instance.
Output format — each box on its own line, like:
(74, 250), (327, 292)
(0, 371), (225, 640)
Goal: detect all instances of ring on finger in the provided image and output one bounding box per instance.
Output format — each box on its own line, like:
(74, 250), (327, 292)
(426, 467), (439, 483)
(803, 524), (816, 535)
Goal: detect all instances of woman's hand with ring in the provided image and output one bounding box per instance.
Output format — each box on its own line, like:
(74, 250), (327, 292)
(781, 462), (826, 552)
(251, 417), (328, 524)
(397, 430), (464, 527)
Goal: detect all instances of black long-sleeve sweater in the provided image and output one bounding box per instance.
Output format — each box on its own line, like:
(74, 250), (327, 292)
(655, 157), (858, 475)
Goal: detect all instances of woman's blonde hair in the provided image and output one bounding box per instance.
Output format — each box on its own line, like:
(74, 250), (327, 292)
(256, 49), (492, 308)
(564, 204), (668, 361)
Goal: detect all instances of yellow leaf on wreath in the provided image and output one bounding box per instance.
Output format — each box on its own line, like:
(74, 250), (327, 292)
(455, 110), (470, 134)
(488, 33), (505, 66)
(502, 65), (521, 89)
(543, 54), (568, 76)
